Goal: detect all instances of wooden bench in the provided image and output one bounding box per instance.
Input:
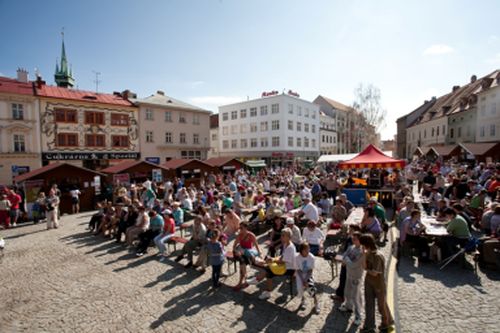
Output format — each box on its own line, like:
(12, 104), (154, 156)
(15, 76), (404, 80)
(167, 236), (188, 252)
(179, 222), (192, 237)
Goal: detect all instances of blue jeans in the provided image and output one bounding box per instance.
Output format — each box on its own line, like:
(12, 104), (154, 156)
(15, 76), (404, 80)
(310, 244), (320, 256)
(212, 264), (222, 287)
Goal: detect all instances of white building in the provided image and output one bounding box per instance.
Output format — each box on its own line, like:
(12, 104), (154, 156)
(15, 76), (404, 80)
(208, 114), (220, 158)
(218, 92), (320, 163)
(319, 111), (337, 155)
(476, 71), (500, 142)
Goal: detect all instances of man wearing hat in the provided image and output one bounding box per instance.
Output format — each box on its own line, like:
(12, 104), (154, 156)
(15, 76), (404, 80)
(298, 195), (319, 224)
(286, 217), (302, 250)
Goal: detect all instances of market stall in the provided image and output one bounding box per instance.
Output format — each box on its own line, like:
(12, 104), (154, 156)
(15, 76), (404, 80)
(162, 159), (215, 187)
(101, 160), (170, 185)
(204, 157), (246, 174)
(338, 144), (406, 207)
(14, 162), (104, 215)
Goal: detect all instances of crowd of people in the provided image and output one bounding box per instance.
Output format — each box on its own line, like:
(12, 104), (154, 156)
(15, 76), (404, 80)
(3, 157), (500, 333)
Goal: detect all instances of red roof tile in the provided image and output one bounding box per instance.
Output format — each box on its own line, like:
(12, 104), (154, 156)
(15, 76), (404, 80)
(0, 76), (34, 95)
(101, 160), (170, 174)
(35, 84), (133, 107)
(14, 162), (104, 183)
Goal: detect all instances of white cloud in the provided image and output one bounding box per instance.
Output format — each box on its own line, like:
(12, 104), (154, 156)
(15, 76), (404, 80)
(423, 44), (455, 56)
(486, 53), (500, 64)
(189, 96), (244, 110)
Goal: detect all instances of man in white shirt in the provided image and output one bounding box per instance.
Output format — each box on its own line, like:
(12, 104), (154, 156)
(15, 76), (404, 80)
(300, 196), (319, 223)
(70, 188), (81, 214)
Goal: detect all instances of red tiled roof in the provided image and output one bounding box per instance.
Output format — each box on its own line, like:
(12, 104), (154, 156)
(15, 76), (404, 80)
(0, 76), (34, 95)
(35, 84), (133, 107)
(100, 160), (169, 174)
(428, 145), (460, 157)
(204, 157), (242, 167)
(162, 158), (211, 169)
(14, 162), (104, 183)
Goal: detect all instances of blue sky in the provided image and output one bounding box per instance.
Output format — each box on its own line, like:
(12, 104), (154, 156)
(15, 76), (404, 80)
(1, 0), (499, 139)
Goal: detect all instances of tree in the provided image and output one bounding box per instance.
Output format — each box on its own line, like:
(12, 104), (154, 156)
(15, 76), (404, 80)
(352, 83), (387, 133)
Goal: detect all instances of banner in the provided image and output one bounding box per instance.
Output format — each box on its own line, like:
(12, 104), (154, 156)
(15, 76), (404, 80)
(113, 173), (130, 186)
(24, 179), (45, 203)
(152, 169), (163, 183)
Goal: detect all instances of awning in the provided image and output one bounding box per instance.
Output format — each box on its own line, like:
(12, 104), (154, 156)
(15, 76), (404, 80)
(246, 160), (266, 168)
(317, 153), (357, 163)
(338, 144), (406, 170)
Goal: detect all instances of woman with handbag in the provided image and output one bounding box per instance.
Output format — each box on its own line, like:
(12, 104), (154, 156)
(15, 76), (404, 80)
(247, 228), (296, 300)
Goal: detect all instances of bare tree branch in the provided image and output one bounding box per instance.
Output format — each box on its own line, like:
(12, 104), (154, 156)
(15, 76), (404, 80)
(352, 83), (387, 132)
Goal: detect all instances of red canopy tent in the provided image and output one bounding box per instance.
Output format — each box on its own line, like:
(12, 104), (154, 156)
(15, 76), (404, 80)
(338, 144), (405, 169)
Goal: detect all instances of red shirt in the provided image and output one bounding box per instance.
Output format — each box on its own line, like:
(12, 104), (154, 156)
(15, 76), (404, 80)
(8, 193), (21, 209)
(163, 217), (175, 234)
(488, 180), (500, 193)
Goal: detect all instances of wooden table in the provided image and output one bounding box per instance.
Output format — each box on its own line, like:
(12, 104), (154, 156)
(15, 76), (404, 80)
(420, 217), (449, 237)
(344, 207), (365, 226)
(240, 206), (258, 216)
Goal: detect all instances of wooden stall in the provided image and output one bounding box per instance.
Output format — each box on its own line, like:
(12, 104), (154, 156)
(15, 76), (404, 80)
(204, 157), (246, 174)
(14, 163), (104, 215)
(162, 159), (215, 187)
(101, 160), (170, 185)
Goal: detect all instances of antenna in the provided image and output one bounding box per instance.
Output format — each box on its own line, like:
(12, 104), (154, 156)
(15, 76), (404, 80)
(92, 71), (101, 93)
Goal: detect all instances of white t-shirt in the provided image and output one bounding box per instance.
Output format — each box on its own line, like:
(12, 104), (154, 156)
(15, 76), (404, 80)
(282, 243), (297, 270)
(70, 189), (81, 198)
(302, 227), (325, 246)
(302, 203), (319, 222)
(295, 252), (315, 273)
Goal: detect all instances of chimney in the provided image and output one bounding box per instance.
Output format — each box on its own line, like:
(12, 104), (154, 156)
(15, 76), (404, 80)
(16, 68), (29, 83)
(431, 96), (436, 101)
(35, 75), (46, 89)
(470, 75), (477, 83)
(157, 90), (165, 96)
(452, 85), (460, 92)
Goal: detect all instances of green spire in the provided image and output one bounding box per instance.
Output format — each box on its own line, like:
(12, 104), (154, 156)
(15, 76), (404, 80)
(54, 30), (75, 88)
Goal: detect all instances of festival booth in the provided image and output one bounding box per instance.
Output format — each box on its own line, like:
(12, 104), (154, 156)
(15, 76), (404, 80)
(426, 145), (461, 162)
(458, 142), (500, 163)
(14, 163), (105, 216)
(204, 157), (246, 174)
(245, 159), (267, 175)
(162, 159), (215, 187)
(337, 144), (406, 207)
(101, 160), (170, 185)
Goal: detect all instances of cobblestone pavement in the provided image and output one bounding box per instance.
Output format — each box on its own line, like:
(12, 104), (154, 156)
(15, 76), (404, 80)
(396, 254), (500, 333)
(0, 212), (393, 333)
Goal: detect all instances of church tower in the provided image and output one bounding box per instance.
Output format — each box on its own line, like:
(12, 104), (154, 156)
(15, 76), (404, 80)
(54, 32), (75, 88)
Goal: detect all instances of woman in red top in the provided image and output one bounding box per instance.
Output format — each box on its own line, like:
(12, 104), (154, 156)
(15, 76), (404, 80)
(154, 209), (176, 261)
(232, 222), (262, 291)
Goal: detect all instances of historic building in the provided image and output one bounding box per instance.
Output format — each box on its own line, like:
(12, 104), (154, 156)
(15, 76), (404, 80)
(476, 71), (500, 142)
(208, 114), (220, 158)
(130, 91), (211, 163)
(36, 39), (139, 170)
(0, 69), (41, 184)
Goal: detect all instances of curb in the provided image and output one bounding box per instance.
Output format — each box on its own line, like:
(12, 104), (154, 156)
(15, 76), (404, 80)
(386, 226), (399, 333)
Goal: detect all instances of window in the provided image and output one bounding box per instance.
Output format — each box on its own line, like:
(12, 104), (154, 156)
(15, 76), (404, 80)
(13, 134), (25, 152)
(480, 126), (485, 137)
(431, 128), (435, 137)
(423, 129), (426, 138)
(312, 139), (316, 148)
(180, 133), (186, 144)
(260, 137), (268, 147)
(241, 139), (248, 148)
(304, 137), (309, 148)
(304, 123), (309, 132)
(457, 127), (461, 138)
(86, 134), (105, 147)
(55, 108), (77, 123)
(492, 103), (497, 115)
(297, 106), (302, 116)
(296, 137), (302, 147)
(322, 135), (325, 143)
(449, 128), (454, 138)
(312, 111), (316, 119)
(193, 114), (200, 125)
(250, 123), (257, 133)
(260, 105), (268, 116)
(193, 134), (199, 144)
(211, 133), (217, 141)
(442, 125), (446, 135)
(261, 121), (268, 131)
(231, 110), (238, 120)
(145, 108), (154, 120)
(222, 126), (228, 135)
(231, 125), (238, 134)
(222, 140), (229, 149)
(250, 107), (257, 117)
(271, 104), (279, 114)
(437, 126), (440, 136)
(288, 120), (293, 130)
(305, 108), (309, 118)
(240, 109), (247, 118)
(288, 136), (294, 147)
(111, 113), (129, 126)
(272, 136), (280, 147)
(165, 111), (172, 122)
(466, 125), (471, 137)
(490, 124), (496, 136)
(240, 124), (247, 133)
(297, 122), (302, 131)
(272, 120), (280, 130)
(312, 125), (316, 133)
(251, 138), (257, 148)
(231, 139), (237, 148)
(165, 132), (172, 143)
(57, 133), (79, 147)
(288, 104), (293, 114)
(222, 112), (228, 121)
(179, 112), (186, 123)
(481, 105), (486, 116)
(111, 135), (128, 148)
(85, 111), (104, 125)
(12, 104), (24, 120)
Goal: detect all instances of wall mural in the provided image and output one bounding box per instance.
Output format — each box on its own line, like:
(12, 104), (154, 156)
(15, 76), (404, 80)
(41, 102), (139, 152)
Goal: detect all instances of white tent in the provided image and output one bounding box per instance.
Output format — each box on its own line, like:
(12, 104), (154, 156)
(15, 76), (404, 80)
(317, 153), (357, 163)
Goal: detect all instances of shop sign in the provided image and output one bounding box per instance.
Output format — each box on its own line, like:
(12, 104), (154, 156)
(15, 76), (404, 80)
(145, 157), (160, 165)
(42, 152), (140, 160)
